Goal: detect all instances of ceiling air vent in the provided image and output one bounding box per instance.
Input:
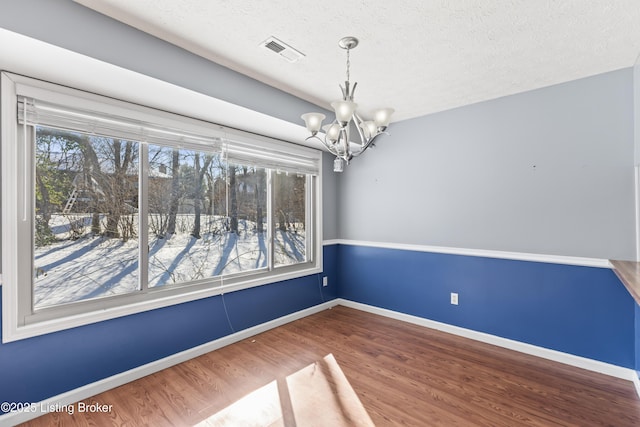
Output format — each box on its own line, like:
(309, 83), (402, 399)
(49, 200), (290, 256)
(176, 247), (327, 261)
(261, 37), (305, 63)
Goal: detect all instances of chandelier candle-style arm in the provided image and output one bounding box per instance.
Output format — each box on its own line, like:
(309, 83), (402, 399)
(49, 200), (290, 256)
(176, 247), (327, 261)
(301, 36), (394, 172)
(344, 112), (393, 159)
(340, 81), (357, 102)
(351, 112), (375, 154)
(349, 108), (394, 157)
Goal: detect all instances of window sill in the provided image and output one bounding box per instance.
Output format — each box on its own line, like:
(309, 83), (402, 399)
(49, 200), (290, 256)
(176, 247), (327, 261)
(3, 264), (321, 343)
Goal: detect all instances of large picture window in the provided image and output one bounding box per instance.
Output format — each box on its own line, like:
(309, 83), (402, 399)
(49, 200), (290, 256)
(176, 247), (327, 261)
(1, 73), (322, 341)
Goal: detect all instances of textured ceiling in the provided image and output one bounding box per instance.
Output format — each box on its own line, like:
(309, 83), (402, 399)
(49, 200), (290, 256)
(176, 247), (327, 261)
(75, 0), (640, 123)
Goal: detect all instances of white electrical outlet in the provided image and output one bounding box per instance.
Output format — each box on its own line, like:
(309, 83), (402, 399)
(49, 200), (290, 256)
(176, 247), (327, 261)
(323, 276), (328, 287)
(450, 292), (458, 305)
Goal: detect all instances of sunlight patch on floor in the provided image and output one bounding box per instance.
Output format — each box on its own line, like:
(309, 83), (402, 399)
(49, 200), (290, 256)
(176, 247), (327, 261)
(286, 353), (374, 426)
(194, 380), (283, 427)
(194, 353), (374, 427)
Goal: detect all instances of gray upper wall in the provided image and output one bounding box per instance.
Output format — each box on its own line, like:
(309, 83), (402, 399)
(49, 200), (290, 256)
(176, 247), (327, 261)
(635, 57), (640, 165)
(339, 68), (636, 260)
(321, 151), (339, 240)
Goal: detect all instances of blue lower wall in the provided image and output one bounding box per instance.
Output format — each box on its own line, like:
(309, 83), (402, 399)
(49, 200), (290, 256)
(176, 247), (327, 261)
(337, 244), (635, 369)
(1, 242), (636, 409)
(0, 245), (339, 406)
(635, 303), (640, 377)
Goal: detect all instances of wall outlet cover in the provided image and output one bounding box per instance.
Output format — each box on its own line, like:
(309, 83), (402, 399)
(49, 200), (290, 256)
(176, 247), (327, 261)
(451, 292), (459, 305)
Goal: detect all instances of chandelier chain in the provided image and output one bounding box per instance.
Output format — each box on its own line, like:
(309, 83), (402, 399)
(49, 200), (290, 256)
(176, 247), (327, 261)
(346, 47), (350, 83)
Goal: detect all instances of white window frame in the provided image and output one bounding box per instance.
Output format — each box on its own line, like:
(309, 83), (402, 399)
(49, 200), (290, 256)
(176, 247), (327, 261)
(1, 72), (322, 342)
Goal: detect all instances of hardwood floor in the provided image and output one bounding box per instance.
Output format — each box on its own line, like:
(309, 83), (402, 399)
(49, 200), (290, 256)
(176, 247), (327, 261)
(21, 306), (640, 426)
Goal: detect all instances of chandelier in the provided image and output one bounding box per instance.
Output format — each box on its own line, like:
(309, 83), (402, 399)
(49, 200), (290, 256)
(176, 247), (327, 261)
(301, 36), (394, 172)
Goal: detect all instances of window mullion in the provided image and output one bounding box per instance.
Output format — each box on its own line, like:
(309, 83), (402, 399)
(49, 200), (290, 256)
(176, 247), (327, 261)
(24, 125), (36, 318)
(305, 175), (313, 263)
(139, 142), (149, 291)
(267, 169), (274, 271)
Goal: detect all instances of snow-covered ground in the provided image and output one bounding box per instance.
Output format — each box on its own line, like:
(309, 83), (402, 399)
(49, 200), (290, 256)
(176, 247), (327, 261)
(34, 214), (306, 308)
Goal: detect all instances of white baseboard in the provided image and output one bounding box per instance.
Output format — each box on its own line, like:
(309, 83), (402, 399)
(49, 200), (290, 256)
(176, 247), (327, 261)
(2, 297), (636, 426)
(337, 299), (637, 382)
(633, 371), (640, 399)
(0, 300), (340, 426)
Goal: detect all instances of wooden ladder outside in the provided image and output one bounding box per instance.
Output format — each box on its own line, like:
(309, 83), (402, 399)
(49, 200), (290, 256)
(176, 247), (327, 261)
(62, 188), (78, 214)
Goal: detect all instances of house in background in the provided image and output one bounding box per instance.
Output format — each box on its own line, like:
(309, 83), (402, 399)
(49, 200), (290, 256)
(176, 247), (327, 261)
(1, 0), (640, 424)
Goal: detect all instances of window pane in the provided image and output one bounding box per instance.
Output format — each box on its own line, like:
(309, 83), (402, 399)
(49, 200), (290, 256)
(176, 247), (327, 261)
(34, 126), (139, 308)
(221, 164), (268, 275)
(146, 147), (268, 287)
(274, 172), (307, 267)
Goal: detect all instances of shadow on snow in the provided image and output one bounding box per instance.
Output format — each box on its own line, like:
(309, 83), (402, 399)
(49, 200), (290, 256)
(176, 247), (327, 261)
(278, 230), (305, 262)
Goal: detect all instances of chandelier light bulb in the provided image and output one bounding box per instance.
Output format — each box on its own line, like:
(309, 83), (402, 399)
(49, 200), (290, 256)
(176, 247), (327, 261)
(323, 123), (341, 142)
(301, 112), (325, 135)
(360, 121), (377, 139)
(373, 108), (394, 129)
(331, 100), (357, 126)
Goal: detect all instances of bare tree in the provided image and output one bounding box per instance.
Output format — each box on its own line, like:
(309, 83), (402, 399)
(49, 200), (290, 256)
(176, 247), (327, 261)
(229, 166), (238, 233)
(102, 139), (136, 239)
(84, 140), (102, 235)
(274, 172), (306, 232)
(167, 149), (180, 235)
(255, 168), (266, 233)
(191, 152), (213, 238)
